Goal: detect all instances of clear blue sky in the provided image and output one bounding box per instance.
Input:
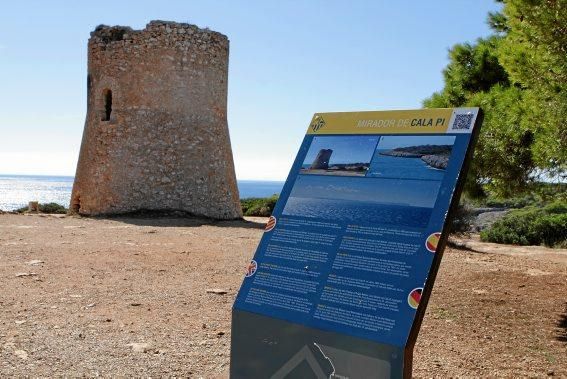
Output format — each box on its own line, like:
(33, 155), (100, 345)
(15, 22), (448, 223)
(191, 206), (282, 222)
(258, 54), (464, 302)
(0, 0), (501, 180)
(304, 136), (378, 165)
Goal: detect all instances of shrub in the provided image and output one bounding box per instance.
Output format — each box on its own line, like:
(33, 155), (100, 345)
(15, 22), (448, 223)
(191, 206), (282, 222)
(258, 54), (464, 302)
(483, 194), (540, 209)
(449, 204), (475, 233)
(480, 200), (567, 247)
(14, 202), (68, 214)
(240, 195), (279, 217)
(39, 203), (68, 214)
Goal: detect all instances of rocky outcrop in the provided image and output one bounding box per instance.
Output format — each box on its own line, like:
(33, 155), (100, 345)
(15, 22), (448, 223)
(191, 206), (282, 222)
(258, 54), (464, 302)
(421, 154), (449, 170)
(380, 144), (453, 170)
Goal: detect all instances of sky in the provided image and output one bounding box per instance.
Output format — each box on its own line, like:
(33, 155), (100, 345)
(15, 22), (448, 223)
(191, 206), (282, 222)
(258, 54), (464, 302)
(304, 136), (378, 165)
(0, 0), (501, 180)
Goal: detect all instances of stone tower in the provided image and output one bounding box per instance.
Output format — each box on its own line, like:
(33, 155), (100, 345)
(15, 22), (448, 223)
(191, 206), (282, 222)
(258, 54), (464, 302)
(310, 149), (333, 170)
(71, 21), (242, 219)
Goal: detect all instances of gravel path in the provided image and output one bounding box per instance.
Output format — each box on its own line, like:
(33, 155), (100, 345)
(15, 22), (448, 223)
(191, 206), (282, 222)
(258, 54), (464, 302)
(0, 214), (565, 377)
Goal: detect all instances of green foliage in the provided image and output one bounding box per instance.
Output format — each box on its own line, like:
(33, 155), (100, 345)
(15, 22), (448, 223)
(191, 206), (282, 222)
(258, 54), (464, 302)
(480, 200), (567, 247)
(424, 0), (566, 197)
(483, 193), (540, 209)
(487, 11), (509, 33)
(39, 203), (68, 214)
(467, 182), (565, 207)
(240, 195), (278, 217)
(466, 85), (536, 196)
(14, 202), (68, 214)
(532, 182), (567, 202)
(424, 38), (534, 197)
(424, 37), (509, 107)
(499, 0), (566, 95)
(497, 0), (567, 175)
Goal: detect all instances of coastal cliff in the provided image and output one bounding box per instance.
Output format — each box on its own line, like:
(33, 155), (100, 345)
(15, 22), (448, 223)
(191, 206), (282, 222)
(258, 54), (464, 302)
(380, 144), (452, 170)
(421, 154), (449, 170)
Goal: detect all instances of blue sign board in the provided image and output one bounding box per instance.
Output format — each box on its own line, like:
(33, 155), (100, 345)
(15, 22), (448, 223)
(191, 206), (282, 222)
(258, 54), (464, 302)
(231, 108), (483, 378)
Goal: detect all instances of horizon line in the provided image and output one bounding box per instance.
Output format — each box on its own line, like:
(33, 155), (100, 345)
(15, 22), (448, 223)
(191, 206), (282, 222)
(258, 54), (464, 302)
(0, 173), (286, 182)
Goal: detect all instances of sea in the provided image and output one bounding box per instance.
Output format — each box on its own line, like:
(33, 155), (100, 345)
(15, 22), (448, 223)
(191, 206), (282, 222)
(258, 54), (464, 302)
(283, 197), (432, 228)
(367, 150), (446, 181)
(0, 175), (284, 211)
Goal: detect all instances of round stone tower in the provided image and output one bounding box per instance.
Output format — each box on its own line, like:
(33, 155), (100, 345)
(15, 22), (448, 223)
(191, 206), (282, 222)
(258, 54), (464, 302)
(311, 149), (333, 170)
(71, 21), (242, 219)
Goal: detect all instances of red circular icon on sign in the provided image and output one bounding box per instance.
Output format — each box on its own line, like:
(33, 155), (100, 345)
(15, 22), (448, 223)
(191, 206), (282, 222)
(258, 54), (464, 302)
(245, 260), (257, 278)
(425, 232), (441, 253)
(408, 288), (423, 309)
(265, 216), (277, 232)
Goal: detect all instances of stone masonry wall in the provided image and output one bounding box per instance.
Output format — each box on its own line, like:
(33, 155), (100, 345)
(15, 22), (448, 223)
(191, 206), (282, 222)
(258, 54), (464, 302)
(71, 20), (242, 219)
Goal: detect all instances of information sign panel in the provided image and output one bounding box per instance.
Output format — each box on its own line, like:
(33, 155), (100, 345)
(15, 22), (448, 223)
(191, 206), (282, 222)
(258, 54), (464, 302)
(231, 108), (483, 378)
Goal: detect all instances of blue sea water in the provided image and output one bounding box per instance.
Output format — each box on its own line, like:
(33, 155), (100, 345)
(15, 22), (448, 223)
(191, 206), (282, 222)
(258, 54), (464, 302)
(0, 175), (74, 211)
(367, 150), (446, 181)
(0, 175), (284, 211)
(283, 197), (432, 228)
(237, 180), (283, 198)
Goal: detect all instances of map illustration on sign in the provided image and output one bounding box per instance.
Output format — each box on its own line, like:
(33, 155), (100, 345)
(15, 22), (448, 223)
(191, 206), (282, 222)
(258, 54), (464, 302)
(231, 108), (482, 378)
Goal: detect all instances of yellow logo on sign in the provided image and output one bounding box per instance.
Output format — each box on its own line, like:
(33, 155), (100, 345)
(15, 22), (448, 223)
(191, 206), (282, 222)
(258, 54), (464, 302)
(310, 116), (326, 132)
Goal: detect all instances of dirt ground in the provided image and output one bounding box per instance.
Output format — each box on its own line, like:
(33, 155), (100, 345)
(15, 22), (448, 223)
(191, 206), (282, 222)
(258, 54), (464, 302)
(0, 213), (565, 378)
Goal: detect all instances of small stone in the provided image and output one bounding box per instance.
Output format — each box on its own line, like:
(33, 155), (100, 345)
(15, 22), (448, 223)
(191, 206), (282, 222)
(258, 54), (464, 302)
(15, 272), (37, 277)
(14, 350), (28, 360)
(85, 303), (96, 308)
(206, 288), (228, 295)
(26, 260), (44, 266)
(128, 342), (151, 353)
(217, 331), (225, 337)
(15, 320), (26, 325)
(130, 303), (142, 307)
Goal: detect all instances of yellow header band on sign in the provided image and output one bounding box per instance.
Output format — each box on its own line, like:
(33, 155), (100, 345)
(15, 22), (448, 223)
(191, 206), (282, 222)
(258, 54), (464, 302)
(307, 108), (469, 135)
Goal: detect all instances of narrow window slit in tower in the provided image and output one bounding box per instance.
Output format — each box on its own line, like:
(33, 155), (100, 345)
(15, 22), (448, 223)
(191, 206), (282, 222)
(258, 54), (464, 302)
(102, 89), (112, 121)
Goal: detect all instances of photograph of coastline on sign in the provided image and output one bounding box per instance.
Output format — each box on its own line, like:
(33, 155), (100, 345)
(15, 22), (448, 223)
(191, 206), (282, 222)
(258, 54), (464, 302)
(283, 174), (441, 228)
(367, 135), (456, 180)
(300, 136), (379, 176)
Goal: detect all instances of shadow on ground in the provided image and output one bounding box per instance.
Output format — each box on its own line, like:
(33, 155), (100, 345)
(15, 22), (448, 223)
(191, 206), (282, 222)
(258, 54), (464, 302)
(93, 213), (266, 229)
(557, 303), (567, 343)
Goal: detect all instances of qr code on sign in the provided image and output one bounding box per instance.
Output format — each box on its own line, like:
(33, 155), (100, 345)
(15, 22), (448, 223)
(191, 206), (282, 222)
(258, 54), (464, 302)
(452, 113), (474, 130)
